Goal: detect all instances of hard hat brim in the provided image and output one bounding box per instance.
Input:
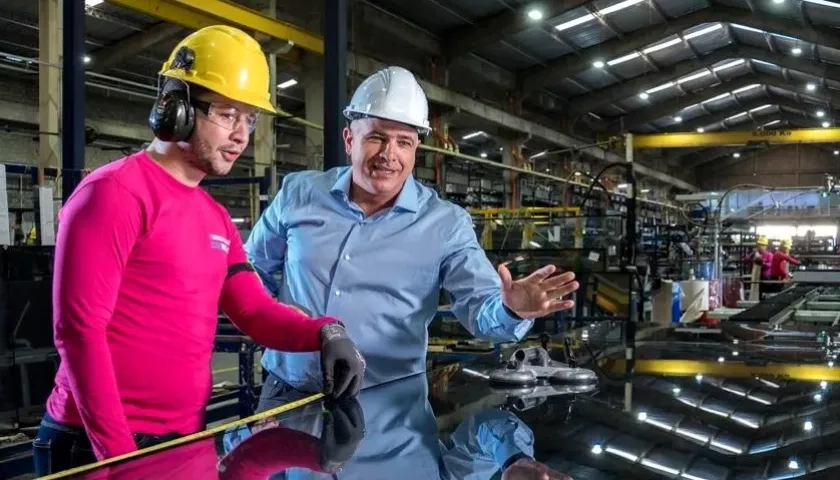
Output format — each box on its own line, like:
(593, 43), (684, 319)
(344, 109), (431, 135)
(160, 70), (278, 115)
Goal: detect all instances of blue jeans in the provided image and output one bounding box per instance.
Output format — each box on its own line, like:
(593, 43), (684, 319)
(32, 413), (181, 476)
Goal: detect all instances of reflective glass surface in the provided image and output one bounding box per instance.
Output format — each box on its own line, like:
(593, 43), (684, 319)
(50, 342), (840, 480)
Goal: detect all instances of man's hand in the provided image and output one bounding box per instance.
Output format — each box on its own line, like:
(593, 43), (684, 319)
(319, 323), (365, 398)
(319, 397), (366, 473)
(499, 264), (579, 318)
(502, 458), (574, 480)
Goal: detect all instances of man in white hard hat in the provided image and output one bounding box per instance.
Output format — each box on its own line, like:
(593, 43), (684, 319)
(245, 66), (579, 399)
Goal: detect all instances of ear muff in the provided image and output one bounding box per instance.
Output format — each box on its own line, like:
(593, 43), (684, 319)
(148, 47), (197, 142)
(149, 89), (195, 142)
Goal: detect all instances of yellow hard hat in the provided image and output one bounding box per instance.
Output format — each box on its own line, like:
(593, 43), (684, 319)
(756, 236), (768, 246)
(781, 239), (792, 248)
(158, 25), (276, 114)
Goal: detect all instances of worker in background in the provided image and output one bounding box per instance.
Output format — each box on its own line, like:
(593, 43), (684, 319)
(769, 239), (801, 290)
(245, 65), (579, 402)
(34, 26), (364, 475)
(743, 236), (772, 296)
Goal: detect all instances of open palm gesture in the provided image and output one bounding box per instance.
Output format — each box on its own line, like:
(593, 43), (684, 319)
(500, 263), (579, 318)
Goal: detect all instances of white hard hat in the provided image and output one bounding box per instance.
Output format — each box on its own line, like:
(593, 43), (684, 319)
(343, 66), (431, 136)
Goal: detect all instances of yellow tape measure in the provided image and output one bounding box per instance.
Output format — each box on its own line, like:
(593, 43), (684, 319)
(38, 393), (324, 479)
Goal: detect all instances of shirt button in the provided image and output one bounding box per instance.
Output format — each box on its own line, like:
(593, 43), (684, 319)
(335, 290), (341, 296)
(344, 254), (350, 260)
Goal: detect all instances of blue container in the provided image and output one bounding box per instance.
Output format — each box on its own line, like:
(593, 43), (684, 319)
(671, 282), (682, 324)
(696, 262), (714, 280)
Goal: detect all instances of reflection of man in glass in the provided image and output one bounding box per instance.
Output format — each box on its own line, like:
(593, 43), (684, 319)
(245, 65), (580, 400)
(223, 373), (574, 479)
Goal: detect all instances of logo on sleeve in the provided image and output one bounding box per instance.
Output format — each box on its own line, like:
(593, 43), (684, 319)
(210, 234), (230, 253)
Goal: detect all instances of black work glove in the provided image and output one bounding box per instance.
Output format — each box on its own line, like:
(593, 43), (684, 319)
(319, 323), (365, 398)
(318, 396), (366, 473)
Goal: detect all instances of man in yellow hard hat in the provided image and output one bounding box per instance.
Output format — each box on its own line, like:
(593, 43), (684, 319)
(770, 239), (800, 286)
(34, 26), (364, 474)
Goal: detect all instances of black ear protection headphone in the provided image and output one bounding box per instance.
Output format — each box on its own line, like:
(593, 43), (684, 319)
(148, 47), (197, 142)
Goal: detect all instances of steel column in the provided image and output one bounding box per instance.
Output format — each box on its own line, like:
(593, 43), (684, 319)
(323, 0), (348, 171)
(61, 0), (86, 202)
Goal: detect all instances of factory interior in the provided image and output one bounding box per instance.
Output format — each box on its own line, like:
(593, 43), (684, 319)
(2, 0), (840, 479)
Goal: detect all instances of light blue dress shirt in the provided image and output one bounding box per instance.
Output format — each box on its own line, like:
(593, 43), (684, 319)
(222, 372), (536, 480)
(244, 167), (533, 391)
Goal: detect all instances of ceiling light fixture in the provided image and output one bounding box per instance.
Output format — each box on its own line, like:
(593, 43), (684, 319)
(527, 9), (544, 21)
(807, 83), (817, 91)
(674, 116), (683, 123)
(697, 128), (705, 133)
(592, 60), (605, 68)
(791, 47), (802, 55)
(638, 92), (650, 100)
(277, 79), (297, 89)
(823, 121), (831, 128)
(817, 110), (825, 117)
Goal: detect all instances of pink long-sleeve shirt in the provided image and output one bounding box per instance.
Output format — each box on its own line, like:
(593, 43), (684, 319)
(46, 151), (336, 461)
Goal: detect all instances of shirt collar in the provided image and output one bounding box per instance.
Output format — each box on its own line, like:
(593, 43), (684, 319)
(330, 167), (420, 213)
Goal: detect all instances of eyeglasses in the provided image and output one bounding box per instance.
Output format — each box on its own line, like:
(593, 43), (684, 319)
(192, 99), (258, 133)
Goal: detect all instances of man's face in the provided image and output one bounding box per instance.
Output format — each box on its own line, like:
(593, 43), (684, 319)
(182, 91), (257, 176)
(343, 117), (420, 198)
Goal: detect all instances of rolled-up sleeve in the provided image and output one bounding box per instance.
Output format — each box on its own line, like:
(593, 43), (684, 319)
(244, 178), (291, 296)
(440, 209), (533, 342)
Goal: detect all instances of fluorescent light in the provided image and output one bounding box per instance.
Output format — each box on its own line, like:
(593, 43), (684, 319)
(646, 82), (674, 94)
(714, 59), (745, 71)
(774, 0), (785, 3)
(617, 183), (629, 189)
(527, 9), (544, 20)
(607, 52), (641, 66)
(807, 83), (817, 91)
(680, 71), (712, 83)
(462, 131), (484, 140)
(277, 79), (297, 89)
(643, 37), (682, 54)
(732, 84), (760, 94)
(733, 152), (741, 158)
(834, 150), (839, 155)
(817, 110), (825, 117)
(85, 0), (104, 6)
(805, 0), (840, 7)
(592, 60), (605, 68)
(83, 55), (91, 64)
(480, 152), (488, 158)
(641, 188), (651, 193)
(638, 92), (650, 100)
(684, 23), (724, 40)
(554, 13), (595, 32)
(600, 0), (646, 15)
(530, 150), (548, 159)
(822, 121), (831, 128)
(697, 127), (705, 133)
(674, 116), (682, 122)
(792, 47), (802, 55)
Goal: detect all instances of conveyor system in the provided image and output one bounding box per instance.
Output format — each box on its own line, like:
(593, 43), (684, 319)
(726, 286), (819, 323)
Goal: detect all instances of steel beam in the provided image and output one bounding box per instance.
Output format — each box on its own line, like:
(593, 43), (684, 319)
(677, 99), (781, 133)
(617, 74), (762, 130)
(602, 359), (840, 381)
(162, 0), (323, 54)
(323, 0), (347, 171)
(90, 22), (183, 73)
(442, 0), (589, 59)
(108, 0), (696, 191)
(636, 126), (840, 150)
(616, 72), (840, 130)
(521, 5), (840, 92)
(569, 44), (840, 114)
(567, 46), (740, 115)
(62, 0), (86, 201)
